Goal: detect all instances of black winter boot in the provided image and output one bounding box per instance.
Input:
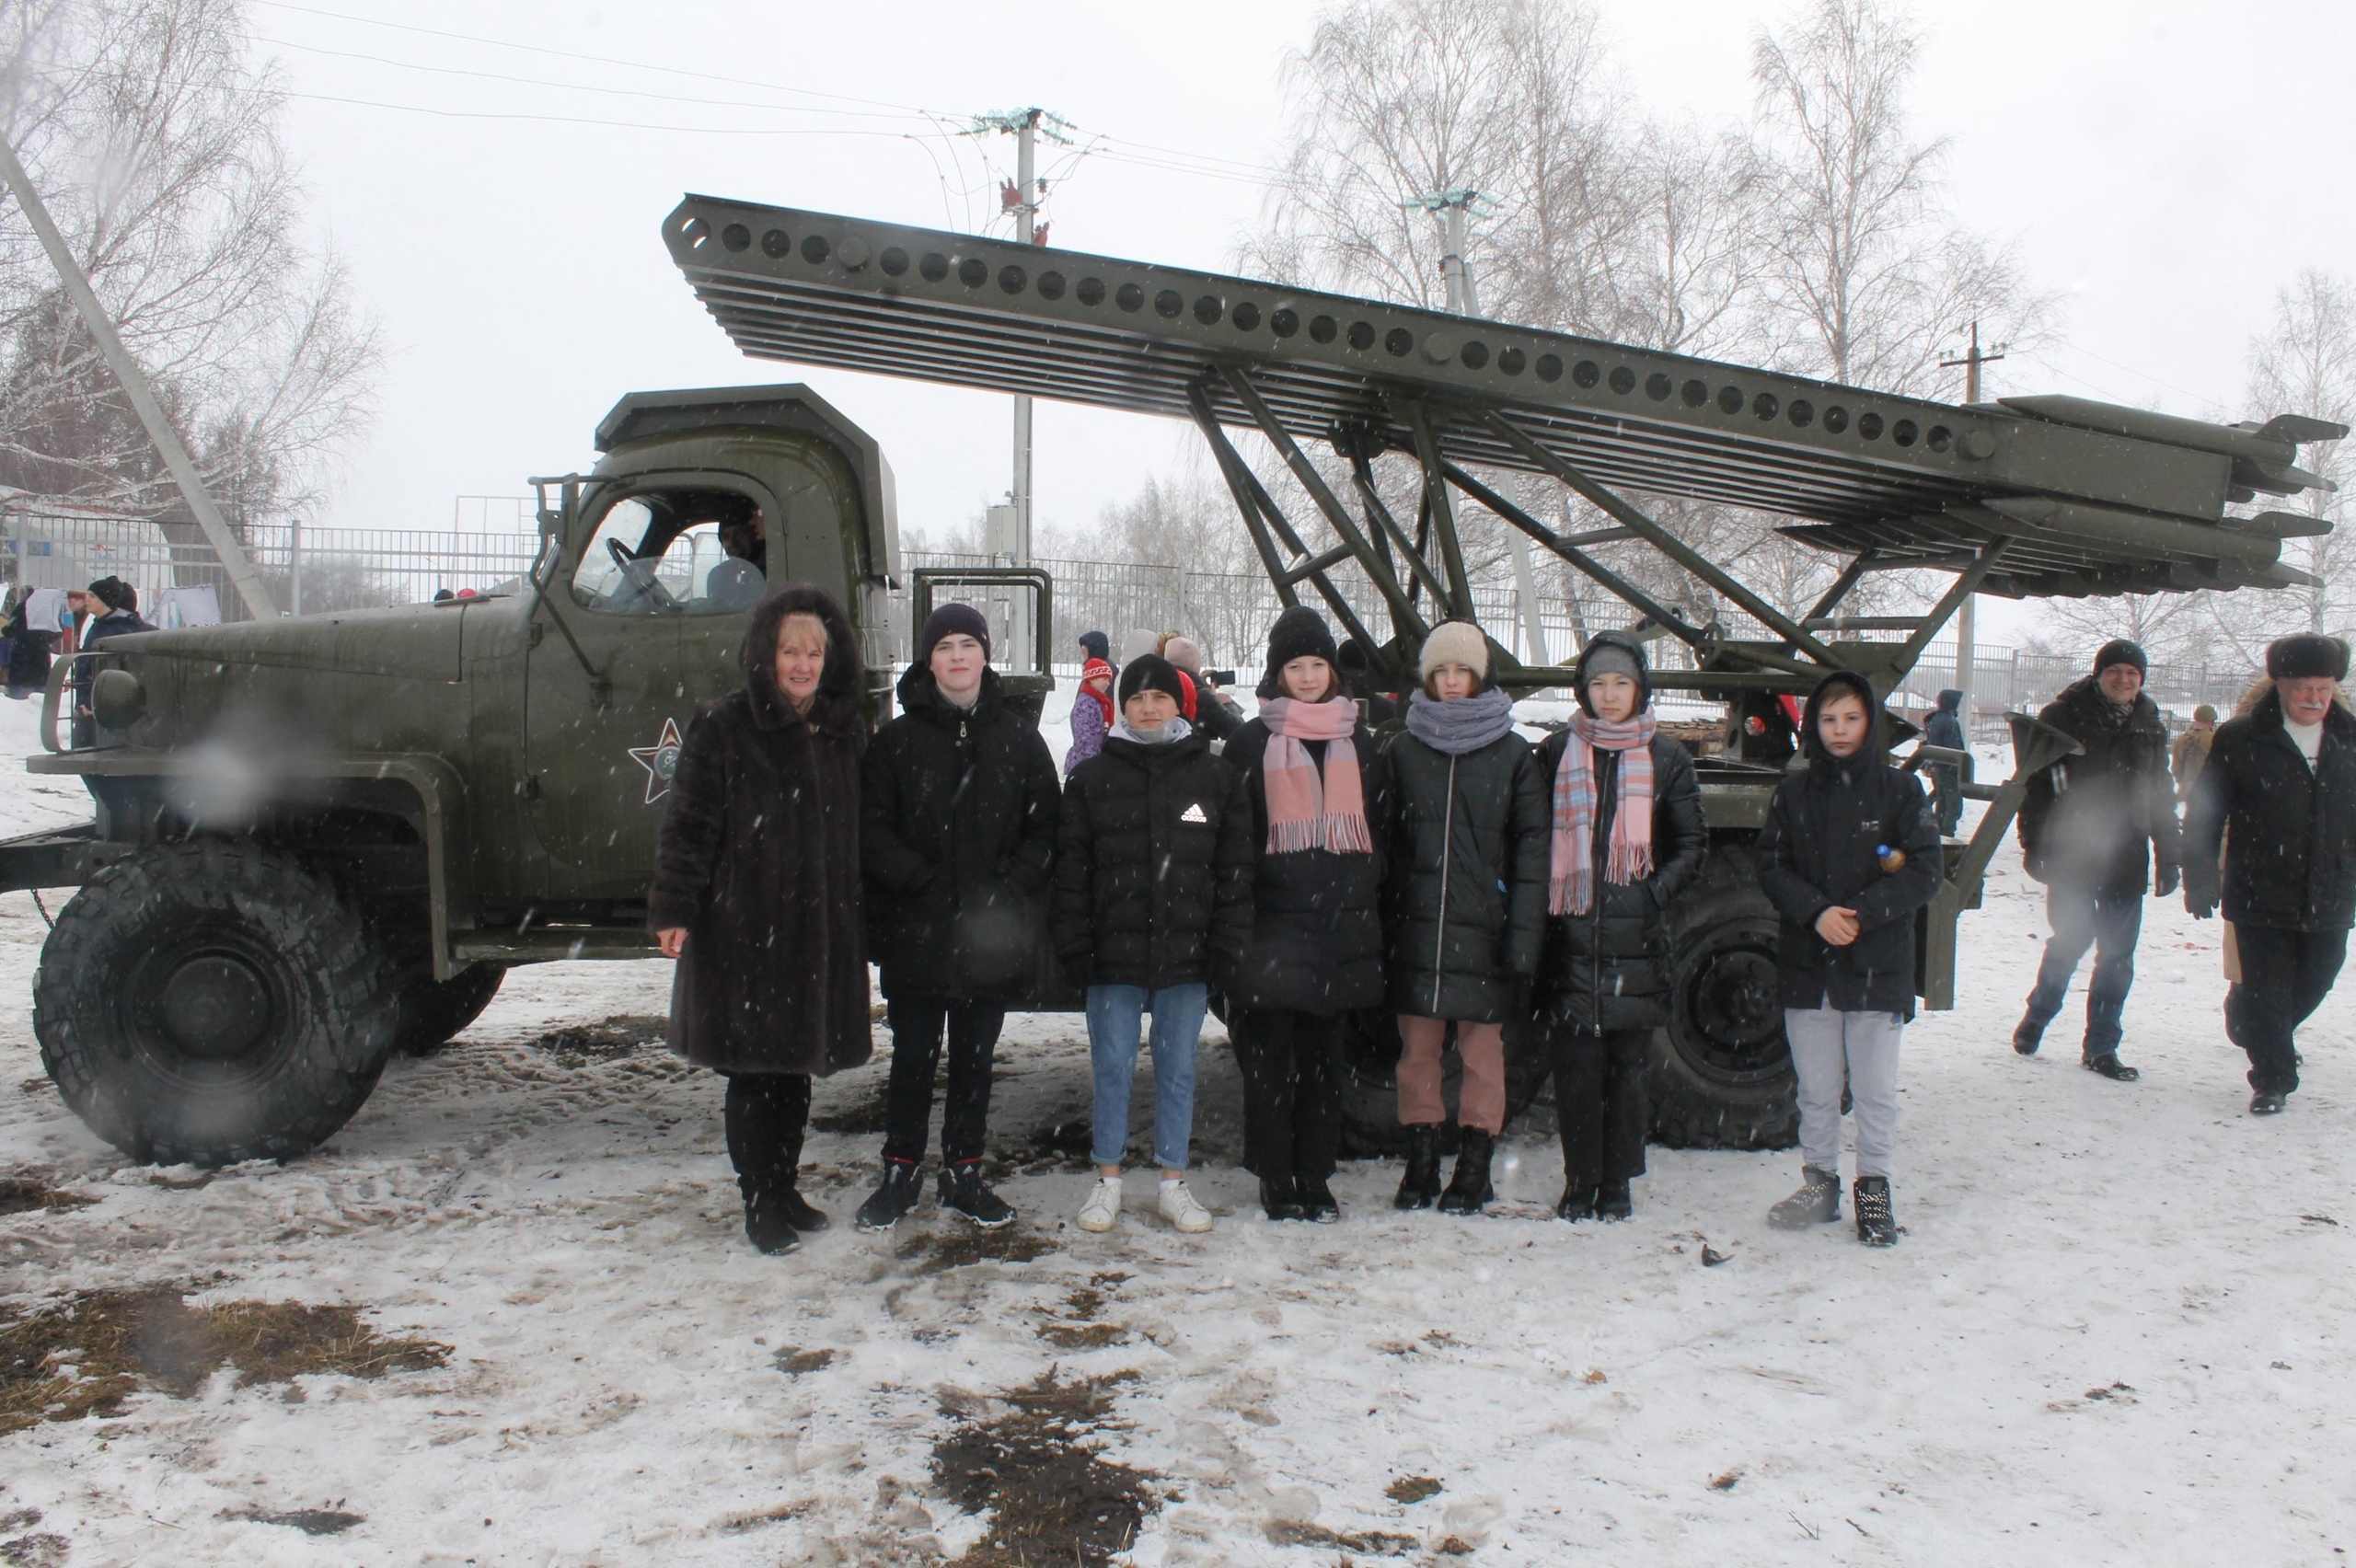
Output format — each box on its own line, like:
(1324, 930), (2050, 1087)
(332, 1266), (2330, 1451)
(939, 1161), (1016, 1229)
(1555, 1186), (1597, 1222)
(855, 1159), (924, 1233)
(1295, 1173), (1340, 1224)
(743, 1189), (802, 1255)
(1394, 1125), (1443, 1210)
(2083, 1052), (2140, 1082)
(1260, 1173), (1308, 1222)
(2011, 1014), (2044, 1055)
(1594, 1178), (1633, 1222)
(1437, 1128), (1496, 1215)
(2250, 1090), (2288, 1116)
(1854, 1176), (1899, 1247)
(1768, 1166), (1842, 1229)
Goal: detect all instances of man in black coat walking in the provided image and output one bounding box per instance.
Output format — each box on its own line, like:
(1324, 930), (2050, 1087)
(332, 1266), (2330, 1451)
(2184, 634), (2356, 1114)
(2013, 640), (2182, 1080)
(856, 603), (1061, 1230)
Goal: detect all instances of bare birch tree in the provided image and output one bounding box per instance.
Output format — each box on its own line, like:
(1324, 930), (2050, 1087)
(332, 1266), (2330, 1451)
(0, 0), (377, 533)
(2238, 270), (2355, 641)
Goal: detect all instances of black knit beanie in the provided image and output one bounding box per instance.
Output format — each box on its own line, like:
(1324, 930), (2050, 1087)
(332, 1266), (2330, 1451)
(918, 601), (991, 665)
(87, 576), (137, 614)
(1117, 653), (1187, 709)
(2266, 633), (2350, 682)
(1078, 628), (1109, 663)
(1258, 605), (1341, 698)
(2093, 639), (2147, 677)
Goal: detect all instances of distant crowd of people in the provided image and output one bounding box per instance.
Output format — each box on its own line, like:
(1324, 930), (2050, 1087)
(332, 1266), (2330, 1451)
(644, 584), (2354, 1259)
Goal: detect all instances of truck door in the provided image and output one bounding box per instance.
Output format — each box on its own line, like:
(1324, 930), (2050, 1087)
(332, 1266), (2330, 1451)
(523, 479), (774, 900)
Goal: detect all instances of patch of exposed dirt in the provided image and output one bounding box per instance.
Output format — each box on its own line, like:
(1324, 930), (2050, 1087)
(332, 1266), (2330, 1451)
(900, 1227), (1057, 1275)
(0, 1177), (96, 1218)
(932, 1373), (1158, 1568)
(984, 1117), (1096, 1179)
(528, 1015), (667, 1066)
(1385, 1475), (1442, 1505)
(1038, 1282), (1130, 1350)
(808, 1075), (892, 1135)
(772, 1347), (836, 1376)
(0, 1287), (448, 1435)
(0, 1529), (68, 1567)
(1265, 1519), (1420, 1555)
(222, 1506), (365, 1537)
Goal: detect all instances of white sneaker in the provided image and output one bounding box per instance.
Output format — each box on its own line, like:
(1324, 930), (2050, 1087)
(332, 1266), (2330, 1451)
(1157, 1181), (1214, 1234)
(1077, 1179), (1123, 1233)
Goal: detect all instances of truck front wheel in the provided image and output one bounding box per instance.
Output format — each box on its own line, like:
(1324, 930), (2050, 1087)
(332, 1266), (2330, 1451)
(34, 841), (400, 1166)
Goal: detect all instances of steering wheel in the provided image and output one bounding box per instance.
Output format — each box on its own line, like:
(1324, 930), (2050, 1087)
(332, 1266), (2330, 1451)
(605, 537), (680, 611)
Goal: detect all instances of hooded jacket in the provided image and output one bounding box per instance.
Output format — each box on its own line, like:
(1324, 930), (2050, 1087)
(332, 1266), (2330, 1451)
(2016, 674), (2181, 896)
(649, 585), (873, 1077)
(2184, 686), (2356, 931)
(1754, 672), (1941, 1018)
(1923, 688), (1966, 753)
(1052, 728), (1255, 990)
(862, 663), (1061, 1000)
(1531, 635), (1710, 1032)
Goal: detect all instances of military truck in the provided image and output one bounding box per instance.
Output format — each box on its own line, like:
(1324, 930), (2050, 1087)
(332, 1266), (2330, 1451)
(3, 200), (2339, 1167)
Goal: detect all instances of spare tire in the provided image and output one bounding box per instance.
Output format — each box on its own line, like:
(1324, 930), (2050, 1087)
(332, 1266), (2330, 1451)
(34, 840), (400, 1166)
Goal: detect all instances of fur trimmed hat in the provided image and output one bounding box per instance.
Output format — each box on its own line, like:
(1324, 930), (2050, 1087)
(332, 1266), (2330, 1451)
(2266, 633), (2350, 682)
(1417, 620), (1489, 683)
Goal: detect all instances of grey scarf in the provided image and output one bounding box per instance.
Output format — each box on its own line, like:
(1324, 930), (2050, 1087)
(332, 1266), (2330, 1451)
(1404, 686), (1516, 755)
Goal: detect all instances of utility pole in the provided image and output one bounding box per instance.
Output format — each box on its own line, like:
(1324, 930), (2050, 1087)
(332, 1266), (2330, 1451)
(1414, 188), (1550, 669)
(976, 107), (1059, 667)
(0, 136), (278, 618)
(1939, 319), (2005, 719)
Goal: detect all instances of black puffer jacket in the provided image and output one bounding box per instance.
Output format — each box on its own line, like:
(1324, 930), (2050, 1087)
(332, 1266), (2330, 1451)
(1530, 657), (1709, 1032)
(2185, 689), (2356, 931)
(862, 664), (1062, 1000)
(1219, 717), (1390, 1016)
(1382, 712), (1549, 1022)
(1052, 729), (1255, 990)
(1754, 672), (1942, 1018)
(2017, 675), (2180, 897)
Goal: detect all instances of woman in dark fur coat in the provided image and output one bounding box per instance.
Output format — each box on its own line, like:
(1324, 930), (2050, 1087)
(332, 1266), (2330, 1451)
(651, 583), (872, 1255)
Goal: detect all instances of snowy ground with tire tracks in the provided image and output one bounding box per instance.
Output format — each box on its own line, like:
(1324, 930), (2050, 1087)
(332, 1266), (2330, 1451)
(0, 697), (2350, 1565)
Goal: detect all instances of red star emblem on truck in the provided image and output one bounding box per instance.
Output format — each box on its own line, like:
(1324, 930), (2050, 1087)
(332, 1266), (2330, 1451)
(629, 718), (685, 803)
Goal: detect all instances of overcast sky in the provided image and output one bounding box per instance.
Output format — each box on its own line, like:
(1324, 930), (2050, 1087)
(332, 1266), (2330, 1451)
(260, 0), (2354, 635)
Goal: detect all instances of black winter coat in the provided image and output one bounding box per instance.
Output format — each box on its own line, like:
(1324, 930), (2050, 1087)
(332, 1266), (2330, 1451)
(2018, 676), (2181, 897)
(2184, 690), (2356, 931)
(862, 665), (1061, 1000)
(1382, 726), (1549, 1022)
(1530, 732), (1709, 1032)
(1219, 717), (1390, 1016)
(1053, 731), (1255, 990)
(1756, 679), (1941, 1018)
(649, 588), (872, 1078)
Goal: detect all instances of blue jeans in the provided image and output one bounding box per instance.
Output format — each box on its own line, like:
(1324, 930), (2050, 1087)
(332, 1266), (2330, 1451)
(1086, 983), (1207, 1170)
(2022, 884), (2143, 1056)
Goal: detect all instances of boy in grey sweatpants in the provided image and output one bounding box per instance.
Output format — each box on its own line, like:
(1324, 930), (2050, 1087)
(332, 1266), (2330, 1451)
(1753, 672), (1940, 1246)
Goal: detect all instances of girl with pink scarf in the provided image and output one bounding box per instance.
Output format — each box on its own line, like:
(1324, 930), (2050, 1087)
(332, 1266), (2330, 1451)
(1218, 607), (1389, 1223)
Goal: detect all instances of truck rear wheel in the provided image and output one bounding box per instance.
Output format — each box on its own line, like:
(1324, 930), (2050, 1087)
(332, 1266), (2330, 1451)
(33, 841), (400, 1166)
(390, 963), (506, 1056)
(1653, 879), (1798, 1150)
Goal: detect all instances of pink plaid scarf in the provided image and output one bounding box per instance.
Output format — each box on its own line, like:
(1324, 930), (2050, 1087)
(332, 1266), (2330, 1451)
(1550, 709), (1657, 916)
(1257, 695), (1371, 855)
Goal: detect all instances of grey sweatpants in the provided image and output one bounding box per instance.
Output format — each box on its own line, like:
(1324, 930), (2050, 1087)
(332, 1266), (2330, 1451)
(1784, 1008), (1904, 1181)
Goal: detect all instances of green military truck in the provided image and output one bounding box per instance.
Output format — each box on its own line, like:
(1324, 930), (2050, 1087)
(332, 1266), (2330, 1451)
(2, 200), (2338, 1167)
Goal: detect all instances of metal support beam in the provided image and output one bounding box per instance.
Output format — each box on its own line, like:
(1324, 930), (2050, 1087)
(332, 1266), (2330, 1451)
(1804, 551), (1878, 625)
(1186, 386), (1299, 612)
(1897, 538), (2013, 671)
(0, 136), (278, 618)
(1397, 399), (1476, 618)
(1345, 452), (1454, 607)
(1478, 409), (1842, 667)
(1281, 540), (1358, 586)
(1217, 367), (1426, 635)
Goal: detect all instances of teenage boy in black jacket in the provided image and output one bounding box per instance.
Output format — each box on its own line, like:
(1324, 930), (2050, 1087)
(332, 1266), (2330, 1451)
(1755, 672), (1940, 1247)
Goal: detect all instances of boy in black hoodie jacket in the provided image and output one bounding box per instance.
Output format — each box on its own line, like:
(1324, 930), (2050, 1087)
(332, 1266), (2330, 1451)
(1754, 671), (1939, 1246)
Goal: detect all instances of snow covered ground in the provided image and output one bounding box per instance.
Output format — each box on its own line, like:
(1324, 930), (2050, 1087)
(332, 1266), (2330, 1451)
(0, 702), (2350, 1565)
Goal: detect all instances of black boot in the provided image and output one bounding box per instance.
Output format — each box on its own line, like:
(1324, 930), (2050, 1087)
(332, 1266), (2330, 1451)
(1768, 1166), (1842, 1229)
(939, 1161), (1016, 1228)
(2083, 1053), (2141, 1082)
(1437, 1128), (1496, 1215)
(2012, 1014), (2044, 1055)
(1393, 1125), (1443, 1210)
(1555, 1185), (1597, 1221)
(743, 1188), (802, 1255)
(778, 1188), (829, 1233)
(1260, 1173), (1307, 1222)
(1294, 1173), (1340, 1224)
(2250, 1090), (2288, 1116)
(727, 1074), (815, 1254)
(854, 1159), (924, 1233)
(1594, 1178), (1633, 1222)
(1854, 1176), (1898, 1247)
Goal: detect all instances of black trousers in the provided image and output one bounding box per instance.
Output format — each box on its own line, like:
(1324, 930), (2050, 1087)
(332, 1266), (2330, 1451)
(882, 997), (1006, 1166)
(2023, 882), (2144, 1055)
(1230, 1009), (1348, 1181)
(722, 1072), (812, 1200)
(2226, 925), (2349, 1096)
(1548, 1022), (1650, 1195)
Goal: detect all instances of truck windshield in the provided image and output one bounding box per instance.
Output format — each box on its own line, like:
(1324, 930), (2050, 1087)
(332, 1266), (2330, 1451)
(570, 491), (766, 616)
